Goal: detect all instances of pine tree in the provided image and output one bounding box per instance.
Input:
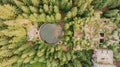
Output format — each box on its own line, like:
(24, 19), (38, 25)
(22, 0), (31, 6)
(54, 6), (59, 13)
(0, 4), (18, 20)
(31, 0), (40, 7)
(108, 0), (120, 8)
(55, 13), (61, 22)
(13, 0), (25, 8)
(29, 6), (38, 13)
(21, 6), (31, 14)
(38, 13), (46, 22)
(43, 4), (49, 13)
(0, 56), (18, 67)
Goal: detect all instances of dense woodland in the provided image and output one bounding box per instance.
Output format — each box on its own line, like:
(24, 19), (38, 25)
(0, 0), (120, 67)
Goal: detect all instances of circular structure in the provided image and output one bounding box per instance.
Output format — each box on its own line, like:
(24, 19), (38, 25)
(39, 23), (62, 44)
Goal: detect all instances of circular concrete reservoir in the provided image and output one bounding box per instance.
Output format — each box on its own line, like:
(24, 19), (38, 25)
(39, 23), (62, 44)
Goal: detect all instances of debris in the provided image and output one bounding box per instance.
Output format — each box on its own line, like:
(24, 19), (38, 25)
(92, 49), (116, 67)
(27, 25), (40, 41)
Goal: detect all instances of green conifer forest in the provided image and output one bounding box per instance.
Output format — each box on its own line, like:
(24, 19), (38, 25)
(0, 0), (120, 67)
